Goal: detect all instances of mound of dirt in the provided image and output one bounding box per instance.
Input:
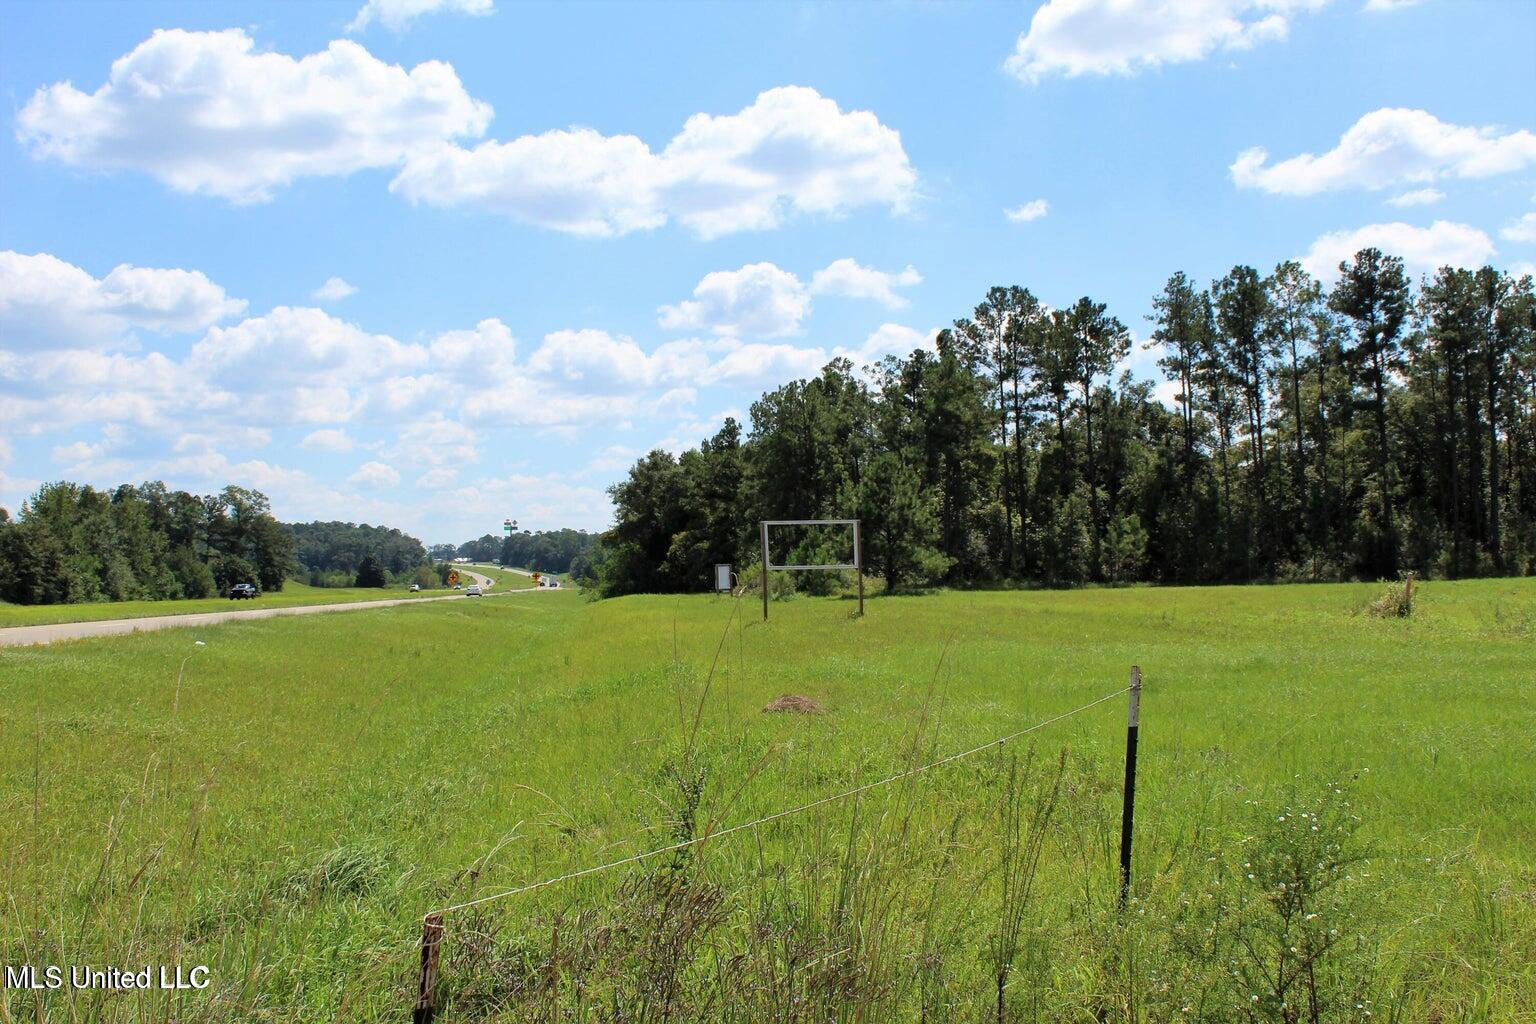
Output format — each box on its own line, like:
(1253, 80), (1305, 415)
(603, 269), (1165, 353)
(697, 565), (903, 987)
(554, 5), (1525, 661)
(761, 694), (826, 715)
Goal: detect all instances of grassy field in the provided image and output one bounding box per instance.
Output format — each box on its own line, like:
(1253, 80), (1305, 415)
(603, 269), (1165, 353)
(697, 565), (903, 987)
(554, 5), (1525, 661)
(0, 581), (441, 628)
(0, 569), (534, 628)
(464, 563), (556, 587)
(2, 579), (1533, 1022)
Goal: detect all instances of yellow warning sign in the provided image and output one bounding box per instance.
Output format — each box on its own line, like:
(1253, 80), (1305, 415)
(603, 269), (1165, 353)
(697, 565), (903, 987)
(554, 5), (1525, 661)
(447, 570), (460, 585)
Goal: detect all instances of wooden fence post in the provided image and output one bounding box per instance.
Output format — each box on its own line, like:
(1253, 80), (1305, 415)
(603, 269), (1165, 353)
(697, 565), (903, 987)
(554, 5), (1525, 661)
(1118, 666), (1142, 912)
(413, 912), (444, 1024)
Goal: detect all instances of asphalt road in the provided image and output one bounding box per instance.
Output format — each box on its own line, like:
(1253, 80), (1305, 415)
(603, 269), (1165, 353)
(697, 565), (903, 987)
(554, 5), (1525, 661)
(496, 566), (561, 587)
(0, 568), (543, 648)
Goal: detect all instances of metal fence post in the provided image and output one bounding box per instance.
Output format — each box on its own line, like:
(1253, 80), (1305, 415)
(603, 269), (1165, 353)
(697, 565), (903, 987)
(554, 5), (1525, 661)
(760, 520), (770, 622)
(1118, 666), (1142, 912)
(854, 519), (864, 617)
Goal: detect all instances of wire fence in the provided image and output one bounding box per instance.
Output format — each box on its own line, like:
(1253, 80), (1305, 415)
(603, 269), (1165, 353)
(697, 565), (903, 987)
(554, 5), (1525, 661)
(411, 676), (1140, 1021)
(430, 684), (1128, 918)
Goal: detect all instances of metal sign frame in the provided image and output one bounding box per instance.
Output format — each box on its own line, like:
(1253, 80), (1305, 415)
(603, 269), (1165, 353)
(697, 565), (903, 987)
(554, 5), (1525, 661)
(759, 519), (863, 620)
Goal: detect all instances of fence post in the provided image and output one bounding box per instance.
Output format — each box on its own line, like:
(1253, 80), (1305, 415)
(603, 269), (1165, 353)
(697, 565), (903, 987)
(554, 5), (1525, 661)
(1118, 666), (1141, 913)
(413, 912), (444, 1024)
(854, 519), (864, 617)
(760, 521), (771, 622)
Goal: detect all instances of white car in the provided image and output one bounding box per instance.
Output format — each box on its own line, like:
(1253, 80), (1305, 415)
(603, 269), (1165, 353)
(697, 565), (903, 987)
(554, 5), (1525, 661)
(465, 585), (483, 597)
(409, 583), (420, 592)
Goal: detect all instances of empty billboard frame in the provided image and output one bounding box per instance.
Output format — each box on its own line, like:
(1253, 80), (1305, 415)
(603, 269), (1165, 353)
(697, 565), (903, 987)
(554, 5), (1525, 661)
(758, 519), (863, 620)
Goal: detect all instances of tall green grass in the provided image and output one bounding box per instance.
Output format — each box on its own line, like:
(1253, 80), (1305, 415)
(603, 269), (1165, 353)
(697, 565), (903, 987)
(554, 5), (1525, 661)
(0, 581), (452, 628)
(2, 579), (1533, 1021)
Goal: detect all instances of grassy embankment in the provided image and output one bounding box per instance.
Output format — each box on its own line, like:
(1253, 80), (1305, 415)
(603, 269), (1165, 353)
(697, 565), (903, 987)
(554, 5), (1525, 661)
(0, 570), (533, 629)
(463, 563), (554, 589)
(2, 578), (1533, 1021)
(461, 564), (542, 590)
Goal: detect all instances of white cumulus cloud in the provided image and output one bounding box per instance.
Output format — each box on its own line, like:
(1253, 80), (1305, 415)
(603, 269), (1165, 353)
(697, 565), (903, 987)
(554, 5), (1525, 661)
(0, 250), (245, 351)
(1501, 212), (1536, 244)
(349, 460), (401, 487)
(856, 323), (937, 362)
(189, 307), (429, 423)
(658, 258), (922, 337)
(300, 428), (355, 453)
(1004, 0), (1324, 83)
(391, 86), (916, 238)
(693, 323), (937, 389)
(416, 466), (459, 488)
(1232, 108), (1536, 196)
(703, 340), (830, 388)
(1004, 199), (1050, 223)
(18, 29), (492, 202)
(191, 307), (427, 382)
(808, 259), (922, 308)
(526, 328), (663, 391)
(388, 415), (480, 467)
(348, 0), (494, 33)
(1386, 188), (1444, 207)
(658, 263), (811, 336)
(440, 472), (614, 533)
(1300, 220), (1496, 280)
(312, 277), (358, 302)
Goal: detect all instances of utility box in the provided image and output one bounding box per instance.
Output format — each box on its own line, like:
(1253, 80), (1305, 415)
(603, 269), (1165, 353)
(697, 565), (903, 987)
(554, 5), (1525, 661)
(713, 564), (733, 593)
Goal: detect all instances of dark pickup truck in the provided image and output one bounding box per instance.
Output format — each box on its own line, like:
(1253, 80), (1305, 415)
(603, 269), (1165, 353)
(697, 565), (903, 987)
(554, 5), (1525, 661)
(228, 583), (259, 600)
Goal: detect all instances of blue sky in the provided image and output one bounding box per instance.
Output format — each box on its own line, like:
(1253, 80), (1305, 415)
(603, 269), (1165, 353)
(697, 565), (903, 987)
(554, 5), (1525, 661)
(3, 0), (1534, 542)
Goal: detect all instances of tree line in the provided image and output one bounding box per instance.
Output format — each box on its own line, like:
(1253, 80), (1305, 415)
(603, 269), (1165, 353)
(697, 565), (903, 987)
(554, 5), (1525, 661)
(289, 520), (428, 587)
(0, 484), (459, 604)
(435, 529), (599, 574)
(590, 249), (1536, 596)
(0, 481), (295, 604)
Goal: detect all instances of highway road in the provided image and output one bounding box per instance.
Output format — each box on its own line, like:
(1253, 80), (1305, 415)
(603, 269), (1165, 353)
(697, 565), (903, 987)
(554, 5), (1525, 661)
(496, 566), (561, 587)
(0, 568), (541, 648)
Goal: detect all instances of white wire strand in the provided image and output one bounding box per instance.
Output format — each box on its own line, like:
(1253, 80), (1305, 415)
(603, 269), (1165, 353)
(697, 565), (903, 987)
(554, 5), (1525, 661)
(430, 685), (1130, 919)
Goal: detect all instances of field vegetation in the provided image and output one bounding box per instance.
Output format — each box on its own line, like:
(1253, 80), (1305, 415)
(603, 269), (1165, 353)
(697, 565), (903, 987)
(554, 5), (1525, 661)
(3, 578), (1533, 1021)
(0, 567), (528, 628)
(0, 581), (427, 628)
(591, 254), (1536, 600)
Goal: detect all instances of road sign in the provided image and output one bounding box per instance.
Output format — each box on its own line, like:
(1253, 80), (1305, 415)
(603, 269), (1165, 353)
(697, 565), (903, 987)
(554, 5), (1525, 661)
(447, 570), (459, 585)
(531, 572), (541, 582)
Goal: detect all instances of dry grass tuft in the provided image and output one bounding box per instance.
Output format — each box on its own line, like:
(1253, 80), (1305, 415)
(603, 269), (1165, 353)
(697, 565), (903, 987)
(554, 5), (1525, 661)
(761, 694), (826, 714)
(1370, 573), (1416, 618)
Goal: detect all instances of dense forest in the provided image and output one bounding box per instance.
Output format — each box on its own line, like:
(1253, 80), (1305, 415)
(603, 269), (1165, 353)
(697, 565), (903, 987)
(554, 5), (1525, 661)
(289, 521), (428, 587)
(590, 250), (1536, 597)
(0, 487), (453, 604)
(436, 528), (599, 574)
(0, 481), (294, 604)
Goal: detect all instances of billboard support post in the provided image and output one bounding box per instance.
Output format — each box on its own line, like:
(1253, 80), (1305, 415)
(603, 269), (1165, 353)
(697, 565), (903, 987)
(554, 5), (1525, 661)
(759, 519), (862, 622)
